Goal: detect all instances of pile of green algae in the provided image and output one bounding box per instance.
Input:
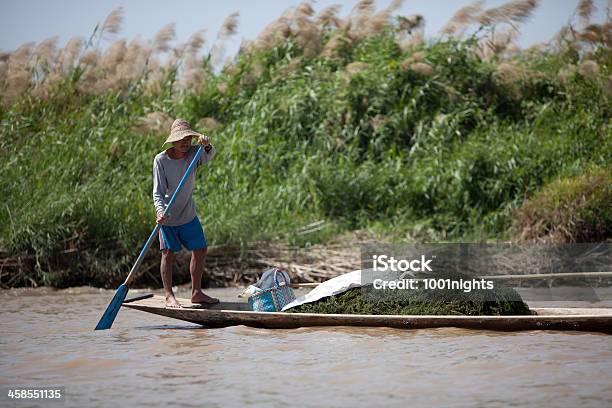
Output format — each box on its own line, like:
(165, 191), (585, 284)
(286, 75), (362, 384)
(288, 275), (531, 316)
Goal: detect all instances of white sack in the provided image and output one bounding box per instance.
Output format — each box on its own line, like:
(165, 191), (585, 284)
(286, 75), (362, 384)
(281, 269), (367, 311)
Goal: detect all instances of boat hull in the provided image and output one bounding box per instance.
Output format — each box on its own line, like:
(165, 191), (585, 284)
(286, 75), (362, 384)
(123, 296), (612, 333)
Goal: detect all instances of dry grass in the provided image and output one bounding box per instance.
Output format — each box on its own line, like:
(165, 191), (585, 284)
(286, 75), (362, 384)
(294, 2), (321, 57)
(0, 0), (607, 105)
(197, 117), (222, 132)
(577, 0), (596, 27)
(440, 0), (485, 36)
(409, 62), (433, 77)
(101, 7), (123, 36)
(578, 59), (599, 78)
(345, 61), (369, 75)
(153, 23), (175, 53)
(133, 111), (173, 134)
(478, 0), (540, 27)
(211, 12), (240, 68)
(316, 4), (342, 28)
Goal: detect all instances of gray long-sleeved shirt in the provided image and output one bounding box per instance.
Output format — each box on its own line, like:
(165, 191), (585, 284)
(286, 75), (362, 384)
(152, 144), (216, 226)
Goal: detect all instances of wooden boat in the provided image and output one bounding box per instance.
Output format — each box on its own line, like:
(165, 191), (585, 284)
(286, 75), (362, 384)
(123, 295), (612, 333)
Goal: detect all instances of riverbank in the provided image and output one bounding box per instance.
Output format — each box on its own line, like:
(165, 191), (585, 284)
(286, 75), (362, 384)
(0, 235), (364, 289)
(1, 2), (610, 289)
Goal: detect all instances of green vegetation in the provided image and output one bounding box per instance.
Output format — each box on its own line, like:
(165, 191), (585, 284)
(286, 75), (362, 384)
(289, 278), (531, 316)
(0, 1), (610, 287)
(514, 166), (612, 243)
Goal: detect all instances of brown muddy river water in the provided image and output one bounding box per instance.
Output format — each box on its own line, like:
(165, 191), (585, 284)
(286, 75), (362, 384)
(1, 287), (612, 408)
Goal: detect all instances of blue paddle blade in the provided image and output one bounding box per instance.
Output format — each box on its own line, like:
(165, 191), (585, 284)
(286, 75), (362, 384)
(95, 284), (129, 330)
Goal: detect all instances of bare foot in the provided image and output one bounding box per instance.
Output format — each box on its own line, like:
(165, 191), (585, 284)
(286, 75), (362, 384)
(165, 294), (182, 308)
(191, 289), (219, 304)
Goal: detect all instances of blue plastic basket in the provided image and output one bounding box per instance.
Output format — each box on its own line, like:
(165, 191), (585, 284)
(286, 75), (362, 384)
(248, 269), (296, 312)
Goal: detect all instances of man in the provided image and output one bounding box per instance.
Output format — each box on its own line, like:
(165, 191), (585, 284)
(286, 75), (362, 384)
(153, 119), (219, 308)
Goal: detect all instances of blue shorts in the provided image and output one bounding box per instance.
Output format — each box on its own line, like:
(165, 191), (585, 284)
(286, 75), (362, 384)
(159, 216), (207, 252)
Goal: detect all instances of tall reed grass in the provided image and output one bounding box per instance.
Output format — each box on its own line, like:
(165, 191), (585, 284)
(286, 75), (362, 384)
(0, 0), (610, 287)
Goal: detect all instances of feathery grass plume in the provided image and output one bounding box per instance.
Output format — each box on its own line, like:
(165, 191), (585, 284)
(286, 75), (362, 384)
(365, 0), (404, 37)
(411, 51), (425, 62)
(34, 36), (59, 65)
(153, 23), (176, 53)
(440, 0), (485, 36)
(366, 10), (392, 36)
(8, 42), (34, 67)
(31, 37), (62, 97)
(316, 4), (342, 28)
(409, 62), (433, 76)
(579, 23), (611, 45)
(496, 62), (520, 83)
(578, 59), (599, 78)
(253, 9), (293, 52)
(211, 12), (239, 68)
(322, 28), (352, 59)
(180, 63), (204, 90)
(294, 1), (321, 57)
(296, 0), (315, 17)
(4, 70), (30, 105)
(77, 65), (98, 94)
(59, 37), (84, 73)
(101, 7), (123, 36)
(143, 60), (170, 95)
(494, 62), (529, 98)
(345, 61), (369, 76)
(348, 0), (376, 40)
(478, 0), (540, 27)
(579, 24), (600, 43)
(115, 38), (147, 86)
(178, 30), (207, 90)
(399, 57), (412, 72)
(80, 49), (99, 66)
(400, 51), (424, 71)
(186, 29), (206, 53)
(219, 11), (240, 37)
(93, 39), (129, 93)
(2, 42), (34, 105)
(577, 0), (596, 27)
(197, 117), (222, 133)
(134, 111), (173, 134)
(388, 0), (404, 13)
(100, 39), (127, 72)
